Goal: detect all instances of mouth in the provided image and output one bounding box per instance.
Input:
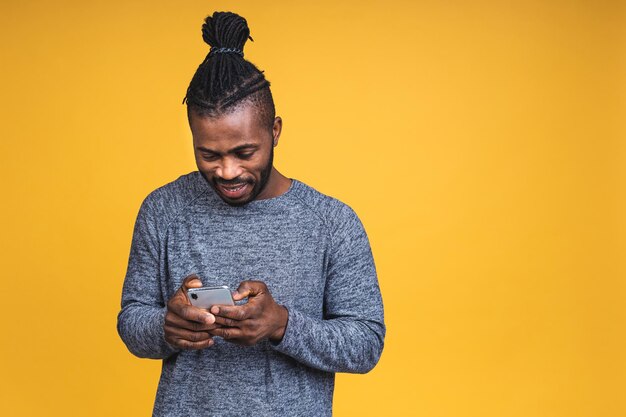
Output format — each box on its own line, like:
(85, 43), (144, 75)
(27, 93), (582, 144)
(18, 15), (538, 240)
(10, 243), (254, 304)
(217, 182), (249, 199)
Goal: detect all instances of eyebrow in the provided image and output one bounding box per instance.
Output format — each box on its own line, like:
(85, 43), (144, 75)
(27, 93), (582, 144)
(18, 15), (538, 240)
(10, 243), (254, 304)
(195, 143), (259, 155)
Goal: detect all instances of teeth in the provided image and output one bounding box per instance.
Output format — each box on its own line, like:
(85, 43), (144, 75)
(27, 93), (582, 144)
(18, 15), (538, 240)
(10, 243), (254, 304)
(223, 184), (244, 192)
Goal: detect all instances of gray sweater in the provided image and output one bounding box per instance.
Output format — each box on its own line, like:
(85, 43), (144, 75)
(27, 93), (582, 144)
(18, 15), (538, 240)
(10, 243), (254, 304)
(117, 171), (385, 417)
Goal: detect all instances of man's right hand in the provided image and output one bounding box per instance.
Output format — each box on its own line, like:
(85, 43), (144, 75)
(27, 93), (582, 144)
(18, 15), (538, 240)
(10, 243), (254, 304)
(164, 274), (218, 350)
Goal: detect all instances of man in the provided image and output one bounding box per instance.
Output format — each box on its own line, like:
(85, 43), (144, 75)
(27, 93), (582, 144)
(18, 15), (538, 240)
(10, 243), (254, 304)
(117, 11), (385, 417)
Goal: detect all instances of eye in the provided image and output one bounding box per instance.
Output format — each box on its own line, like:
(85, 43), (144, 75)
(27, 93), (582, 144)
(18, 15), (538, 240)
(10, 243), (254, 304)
(201, 153), (219, 161)
(236, 152), (255, 160)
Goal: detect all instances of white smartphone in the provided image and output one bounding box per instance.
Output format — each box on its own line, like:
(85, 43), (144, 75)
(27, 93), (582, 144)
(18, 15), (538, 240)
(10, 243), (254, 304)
(187, 286), (235, 309)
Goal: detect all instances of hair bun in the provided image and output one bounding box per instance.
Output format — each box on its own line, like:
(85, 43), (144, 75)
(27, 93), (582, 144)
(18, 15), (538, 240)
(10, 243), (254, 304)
(202, 11), (253, 52)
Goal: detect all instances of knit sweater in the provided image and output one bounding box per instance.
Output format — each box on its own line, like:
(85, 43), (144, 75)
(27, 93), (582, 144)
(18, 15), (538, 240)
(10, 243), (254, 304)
(117, 171), (385, 417)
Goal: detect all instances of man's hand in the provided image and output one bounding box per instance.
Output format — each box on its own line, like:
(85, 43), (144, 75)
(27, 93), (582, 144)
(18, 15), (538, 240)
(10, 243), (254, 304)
(209, 281), (288, 346)
(164, 274), (218, 350)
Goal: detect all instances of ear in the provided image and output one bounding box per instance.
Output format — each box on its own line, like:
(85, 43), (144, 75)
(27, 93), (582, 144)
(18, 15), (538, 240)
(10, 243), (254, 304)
(272, 116), (282, 147)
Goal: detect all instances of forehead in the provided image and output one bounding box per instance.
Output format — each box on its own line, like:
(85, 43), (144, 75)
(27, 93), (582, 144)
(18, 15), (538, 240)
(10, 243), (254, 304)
(189, 104), (269, 149)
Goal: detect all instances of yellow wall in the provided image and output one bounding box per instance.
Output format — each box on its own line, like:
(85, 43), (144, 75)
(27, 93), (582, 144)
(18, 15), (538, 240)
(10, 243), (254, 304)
(1, 1), (624, 416)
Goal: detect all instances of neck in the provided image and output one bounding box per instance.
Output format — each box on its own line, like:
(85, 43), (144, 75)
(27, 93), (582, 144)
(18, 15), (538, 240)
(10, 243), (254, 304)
(255, 168), (291, 200)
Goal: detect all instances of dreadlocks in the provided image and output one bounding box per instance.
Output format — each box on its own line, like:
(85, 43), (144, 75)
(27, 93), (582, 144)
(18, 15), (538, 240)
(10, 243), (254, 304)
(183, 12), (275, 132)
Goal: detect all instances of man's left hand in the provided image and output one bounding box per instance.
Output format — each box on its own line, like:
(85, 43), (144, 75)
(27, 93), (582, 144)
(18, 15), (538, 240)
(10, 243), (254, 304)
(209, 280), (288, 346)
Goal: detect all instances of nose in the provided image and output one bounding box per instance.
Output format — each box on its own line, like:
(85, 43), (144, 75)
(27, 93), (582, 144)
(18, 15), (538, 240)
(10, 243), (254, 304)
(215, 157), (243, 180)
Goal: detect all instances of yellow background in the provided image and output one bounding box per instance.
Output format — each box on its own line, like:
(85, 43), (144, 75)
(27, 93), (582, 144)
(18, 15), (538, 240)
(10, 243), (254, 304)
(1, 1), (624, 416)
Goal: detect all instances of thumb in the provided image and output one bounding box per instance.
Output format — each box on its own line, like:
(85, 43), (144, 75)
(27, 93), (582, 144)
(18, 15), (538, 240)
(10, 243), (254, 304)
(181, 274), (203, 292)
(233, 280), (264, 301)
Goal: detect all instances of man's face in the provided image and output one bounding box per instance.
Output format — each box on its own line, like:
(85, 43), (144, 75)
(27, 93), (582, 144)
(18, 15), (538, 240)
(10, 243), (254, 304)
(189, 104), (280, 207)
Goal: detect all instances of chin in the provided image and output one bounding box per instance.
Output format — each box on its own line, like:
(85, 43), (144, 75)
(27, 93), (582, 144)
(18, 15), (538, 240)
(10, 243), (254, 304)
(215, 185), (259, 207)
(222, 197), (253, 207)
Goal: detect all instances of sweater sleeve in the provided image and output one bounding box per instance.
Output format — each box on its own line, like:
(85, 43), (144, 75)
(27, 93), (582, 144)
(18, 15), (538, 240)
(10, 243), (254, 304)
(117, 196), (180, 359)
(271, 205), (385, 374)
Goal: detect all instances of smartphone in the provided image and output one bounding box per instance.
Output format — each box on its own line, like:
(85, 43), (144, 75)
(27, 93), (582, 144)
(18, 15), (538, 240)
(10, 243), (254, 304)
(187, 286), (235, 309)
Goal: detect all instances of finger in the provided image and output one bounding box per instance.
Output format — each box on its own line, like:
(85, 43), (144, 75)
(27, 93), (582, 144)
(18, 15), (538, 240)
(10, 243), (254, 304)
(164, 324), (213, 343)
(170, 274), (204, 304)
(209, 327), (245, 340)
(182, 274), (203, 292)
(165, 311), (220, 331)
(232, 280), (266, 301)
(170, 337), (215, 351)
(169, 302), (216, 325)
(209, 304), (253, 321)
(213, 315), (241, 328)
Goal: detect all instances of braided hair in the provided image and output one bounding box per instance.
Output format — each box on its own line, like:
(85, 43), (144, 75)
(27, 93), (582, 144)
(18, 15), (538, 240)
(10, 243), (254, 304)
(183, 12), (275, 132)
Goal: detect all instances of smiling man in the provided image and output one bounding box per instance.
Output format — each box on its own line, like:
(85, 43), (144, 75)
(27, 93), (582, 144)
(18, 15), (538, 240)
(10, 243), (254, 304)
(191, 103), (287, 207)
(117, 11), (385, 417)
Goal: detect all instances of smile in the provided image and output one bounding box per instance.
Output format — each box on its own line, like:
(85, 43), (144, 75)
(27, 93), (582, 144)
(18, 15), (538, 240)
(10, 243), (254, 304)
(218, 183), (249, 198)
